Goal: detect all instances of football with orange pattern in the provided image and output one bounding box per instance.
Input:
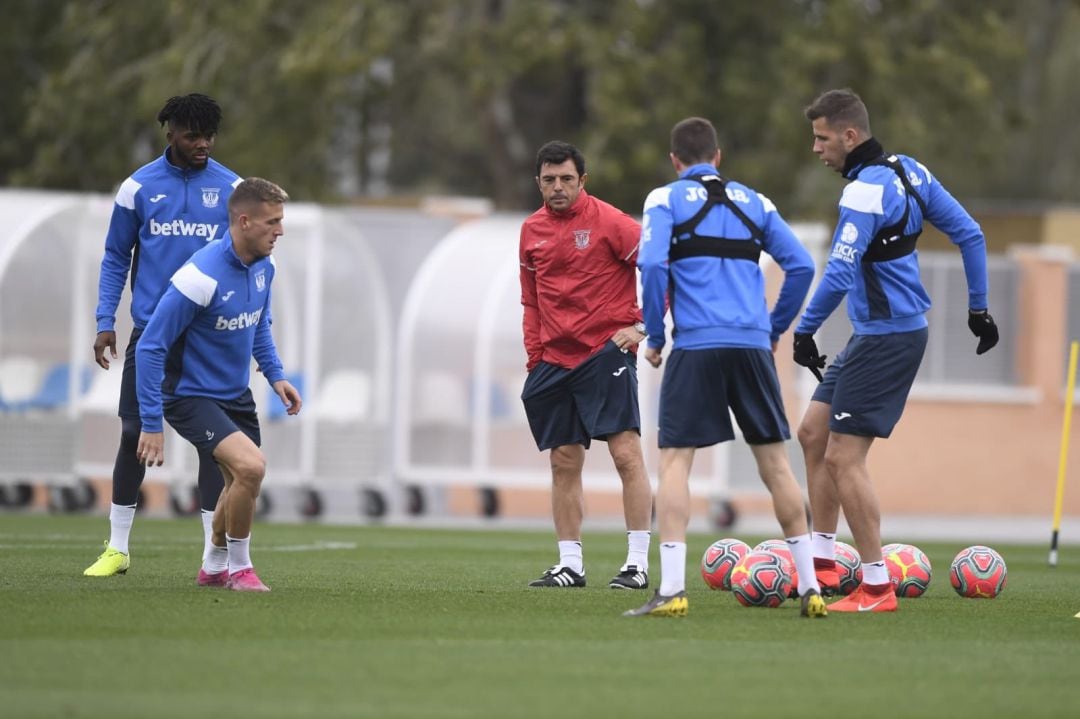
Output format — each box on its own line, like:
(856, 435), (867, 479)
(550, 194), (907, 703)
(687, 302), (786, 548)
(949, 545), (1007, 599)
(701, 538), (750, 590)
(882, 542), (932, 597)
(730, 550), (791, 608)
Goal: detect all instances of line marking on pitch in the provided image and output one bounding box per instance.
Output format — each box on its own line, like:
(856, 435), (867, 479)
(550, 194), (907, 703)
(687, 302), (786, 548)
(266, 541), (358, 552)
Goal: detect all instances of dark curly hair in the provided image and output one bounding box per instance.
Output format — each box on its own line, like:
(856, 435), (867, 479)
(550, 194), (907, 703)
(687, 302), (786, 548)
(156, 93), (222, 135)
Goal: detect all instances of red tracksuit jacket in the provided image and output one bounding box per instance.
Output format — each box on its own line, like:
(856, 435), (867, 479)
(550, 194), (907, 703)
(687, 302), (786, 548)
(519, 189), (643, 371)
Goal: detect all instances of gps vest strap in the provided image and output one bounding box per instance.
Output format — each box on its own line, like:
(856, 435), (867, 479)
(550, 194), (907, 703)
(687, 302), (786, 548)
(859, 155), (928, 264)
(669, 175), (763, 263)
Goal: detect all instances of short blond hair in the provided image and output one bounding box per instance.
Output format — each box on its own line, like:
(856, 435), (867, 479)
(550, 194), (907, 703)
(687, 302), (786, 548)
(228, 177), (288, 219)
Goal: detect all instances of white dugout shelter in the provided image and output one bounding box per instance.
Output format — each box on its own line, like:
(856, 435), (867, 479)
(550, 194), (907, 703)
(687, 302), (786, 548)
(0, 190), (95, 489)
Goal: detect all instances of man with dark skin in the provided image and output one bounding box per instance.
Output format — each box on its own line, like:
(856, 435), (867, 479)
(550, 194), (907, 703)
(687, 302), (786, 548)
(85, 94), (243, 582)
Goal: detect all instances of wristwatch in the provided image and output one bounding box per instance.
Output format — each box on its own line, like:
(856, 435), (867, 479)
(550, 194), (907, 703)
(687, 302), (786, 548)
(633, 321), (646, 336)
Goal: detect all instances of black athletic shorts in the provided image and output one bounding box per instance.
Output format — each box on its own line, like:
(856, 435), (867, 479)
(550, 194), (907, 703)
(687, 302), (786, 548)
(811, 328), (928, 438)
(164, 389), (261, 452)
(521, 341), (641, 451)
(658, 346), (790, 448)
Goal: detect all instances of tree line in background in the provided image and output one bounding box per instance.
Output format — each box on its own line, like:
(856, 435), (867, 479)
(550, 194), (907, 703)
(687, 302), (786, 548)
(3, 0), (1079, 219)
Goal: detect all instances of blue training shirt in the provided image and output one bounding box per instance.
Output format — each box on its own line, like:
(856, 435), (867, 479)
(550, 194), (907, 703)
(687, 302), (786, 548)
(96, 148), (242, 333)
(638, 163), (815, 351)
(796, 153), (988, 336)
(135, 237), (285, 433)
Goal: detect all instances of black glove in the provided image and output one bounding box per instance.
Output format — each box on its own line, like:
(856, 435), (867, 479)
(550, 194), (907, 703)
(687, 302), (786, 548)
(793, 333), (827, 382)
(967, 309), (999, 355)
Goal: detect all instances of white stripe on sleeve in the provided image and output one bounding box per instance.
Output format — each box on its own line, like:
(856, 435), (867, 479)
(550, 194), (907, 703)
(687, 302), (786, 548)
(642, 187), (672, 213)
(115, 177), (142, 210)
(171, 262), (217, 308)
(839, 180), (884, 215)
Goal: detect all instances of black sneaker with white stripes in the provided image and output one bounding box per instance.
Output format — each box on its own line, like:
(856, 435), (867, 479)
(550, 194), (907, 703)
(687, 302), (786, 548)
(609, 565), (649, 589)
(528, 565), (586, 588)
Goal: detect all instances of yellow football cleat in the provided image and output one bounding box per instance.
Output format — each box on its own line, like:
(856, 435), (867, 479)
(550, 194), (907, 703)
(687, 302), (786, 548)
(83, 541), (130, 577)
(623, 590), (689, 617)
(800, 588), (828, 618)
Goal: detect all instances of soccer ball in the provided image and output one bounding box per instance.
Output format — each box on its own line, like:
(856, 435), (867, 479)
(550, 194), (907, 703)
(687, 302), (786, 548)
(753, 539), (798, 597)
(730, 551), (791, 607)
(701, 538), (750, 590)
(950, 545), (1007, 599)
(882, 542), (932, 597)
(834, 541), (863, 595)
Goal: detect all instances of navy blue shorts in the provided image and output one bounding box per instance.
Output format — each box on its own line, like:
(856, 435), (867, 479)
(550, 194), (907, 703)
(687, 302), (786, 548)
(521, 341), (641, 451)
(117, 327), (144, 420)
(811, 328), (928, 438)
(164, 389), (261, 452)
(659, 347), (790, 448)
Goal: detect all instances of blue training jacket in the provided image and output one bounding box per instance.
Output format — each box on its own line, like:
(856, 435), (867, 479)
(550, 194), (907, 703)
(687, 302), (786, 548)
(796, 151), (988, 336)
(96, 147), (242, 333)
(638, 163), (815, 351)
(135, 237), (285, 433)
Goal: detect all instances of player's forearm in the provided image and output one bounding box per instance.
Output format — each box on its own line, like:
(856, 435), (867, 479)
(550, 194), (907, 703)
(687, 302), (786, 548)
(771, 265), (814, 339)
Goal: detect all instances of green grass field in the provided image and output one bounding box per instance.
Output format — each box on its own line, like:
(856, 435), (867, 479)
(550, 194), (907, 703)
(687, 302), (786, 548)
(1, 514), (1079, 718)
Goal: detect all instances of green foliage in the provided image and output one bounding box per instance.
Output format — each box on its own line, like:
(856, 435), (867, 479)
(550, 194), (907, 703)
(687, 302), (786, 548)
(3, 0), (1079, 213)
(2, 514), (1080, 718)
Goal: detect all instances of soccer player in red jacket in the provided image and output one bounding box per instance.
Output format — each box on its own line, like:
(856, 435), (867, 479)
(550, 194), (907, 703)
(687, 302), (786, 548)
(519, 141), (653, 590)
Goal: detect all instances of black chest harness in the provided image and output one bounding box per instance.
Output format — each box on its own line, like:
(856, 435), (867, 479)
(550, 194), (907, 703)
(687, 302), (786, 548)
(857, 155), (928, 264)
(668, 174), (763, 263)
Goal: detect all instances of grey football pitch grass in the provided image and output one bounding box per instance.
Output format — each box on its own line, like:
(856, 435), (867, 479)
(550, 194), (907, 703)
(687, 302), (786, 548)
(1, 514), (1078, 719)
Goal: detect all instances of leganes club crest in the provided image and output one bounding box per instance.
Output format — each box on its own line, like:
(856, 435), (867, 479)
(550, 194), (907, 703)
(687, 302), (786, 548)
(573, 229), (591, 249)
(201, 187), (221, 209)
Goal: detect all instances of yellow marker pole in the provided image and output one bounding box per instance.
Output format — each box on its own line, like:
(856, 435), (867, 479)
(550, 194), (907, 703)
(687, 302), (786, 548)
(1049, 340), (1079, 567)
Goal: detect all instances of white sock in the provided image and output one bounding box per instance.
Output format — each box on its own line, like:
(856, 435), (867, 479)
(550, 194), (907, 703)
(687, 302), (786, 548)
(812, 531), (836, 561)
(108, 503), (137, 555)
(558, 540), (583, 574)
(625, 530), (651, 571)
(203, 544), (228, 573)
(226, 534), (253, 574)
(786, 534), (819, 596)
(200, 510), (215, 561)
(658, 542), (686, 596)
(862, 560), (889, 586)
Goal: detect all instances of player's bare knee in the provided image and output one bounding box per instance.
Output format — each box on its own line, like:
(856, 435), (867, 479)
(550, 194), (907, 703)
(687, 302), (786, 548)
(549, 446), (582, 475)
(797, 419), (825, 455)
(823, 445), (850, 483)
(228, 453), (266, 492)
(609, 444), (644, 479)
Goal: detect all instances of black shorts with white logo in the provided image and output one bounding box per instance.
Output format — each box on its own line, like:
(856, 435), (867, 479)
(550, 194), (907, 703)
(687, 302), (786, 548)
(811, 328), (928, 438)
(164, 389), (261, 452)
(659, 346), (789, 448)
(522, 341), (641, 451)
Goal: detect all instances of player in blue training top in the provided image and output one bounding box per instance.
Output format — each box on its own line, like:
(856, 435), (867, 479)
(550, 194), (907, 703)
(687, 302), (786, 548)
(791, 89), (999, 613)
(85, 94), (243, 580)
(135, 177), (301, 592)
(624, 117), (827, 619)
